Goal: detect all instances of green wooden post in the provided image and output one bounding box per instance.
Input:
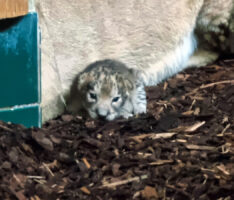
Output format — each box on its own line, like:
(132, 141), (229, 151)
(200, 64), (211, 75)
(0, 13), (41, 127)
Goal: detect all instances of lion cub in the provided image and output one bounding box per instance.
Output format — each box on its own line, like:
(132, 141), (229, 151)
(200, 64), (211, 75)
(66, 59), (146, 120)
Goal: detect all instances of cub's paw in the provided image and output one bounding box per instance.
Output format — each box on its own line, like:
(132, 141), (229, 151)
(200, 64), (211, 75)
(134, 103), (147, 115)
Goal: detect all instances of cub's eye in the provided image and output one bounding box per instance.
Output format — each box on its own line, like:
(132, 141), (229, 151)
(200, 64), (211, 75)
(89, 92), (97, 100)
(112, 96), (120, 103)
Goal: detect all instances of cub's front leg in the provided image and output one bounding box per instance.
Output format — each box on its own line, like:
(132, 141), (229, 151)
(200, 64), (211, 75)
(131, 81), (147, 116)
(118, 74), (147, 119)
(118, 85), (147, 119)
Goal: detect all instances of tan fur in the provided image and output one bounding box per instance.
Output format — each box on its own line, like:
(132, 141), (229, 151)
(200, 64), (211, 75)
(188, 0), (234, 67)
(36, 0), (234, 122)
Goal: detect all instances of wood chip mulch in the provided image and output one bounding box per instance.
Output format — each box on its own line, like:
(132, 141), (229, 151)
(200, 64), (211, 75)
(0, 59), (234, 200)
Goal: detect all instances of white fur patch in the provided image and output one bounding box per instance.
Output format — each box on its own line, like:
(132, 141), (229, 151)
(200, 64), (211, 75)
(140, 32), (197, 86)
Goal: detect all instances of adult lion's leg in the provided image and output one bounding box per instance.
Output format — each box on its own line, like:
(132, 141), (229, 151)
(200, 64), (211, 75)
(186, 49), (219, 68)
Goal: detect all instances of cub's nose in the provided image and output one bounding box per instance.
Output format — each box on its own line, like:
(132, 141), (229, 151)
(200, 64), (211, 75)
(96, 108), (109, 120)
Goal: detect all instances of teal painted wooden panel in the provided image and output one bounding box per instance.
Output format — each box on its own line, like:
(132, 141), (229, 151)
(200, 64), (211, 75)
(0, 13), (40, 107)
(0, 105), (41, 128)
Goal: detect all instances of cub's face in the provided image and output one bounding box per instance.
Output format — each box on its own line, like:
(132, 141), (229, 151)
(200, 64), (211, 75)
(83, 77), (130, 120)
(69, 60), (136, 120)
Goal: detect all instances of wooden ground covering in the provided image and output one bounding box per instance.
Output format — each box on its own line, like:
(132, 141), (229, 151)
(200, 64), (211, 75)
(0, 59), (234, 200)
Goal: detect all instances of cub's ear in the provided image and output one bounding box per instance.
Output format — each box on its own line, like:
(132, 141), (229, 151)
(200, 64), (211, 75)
(128, 68), (145, 85)
(128, 68), (139, 77)
(77, 72), (94, 90)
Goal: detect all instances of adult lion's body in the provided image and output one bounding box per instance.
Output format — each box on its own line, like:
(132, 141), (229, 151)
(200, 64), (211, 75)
(37, 0), (234, 122)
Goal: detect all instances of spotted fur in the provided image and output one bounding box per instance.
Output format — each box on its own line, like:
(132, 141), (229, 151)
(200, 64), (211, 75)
(66, 59), (146, 120)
